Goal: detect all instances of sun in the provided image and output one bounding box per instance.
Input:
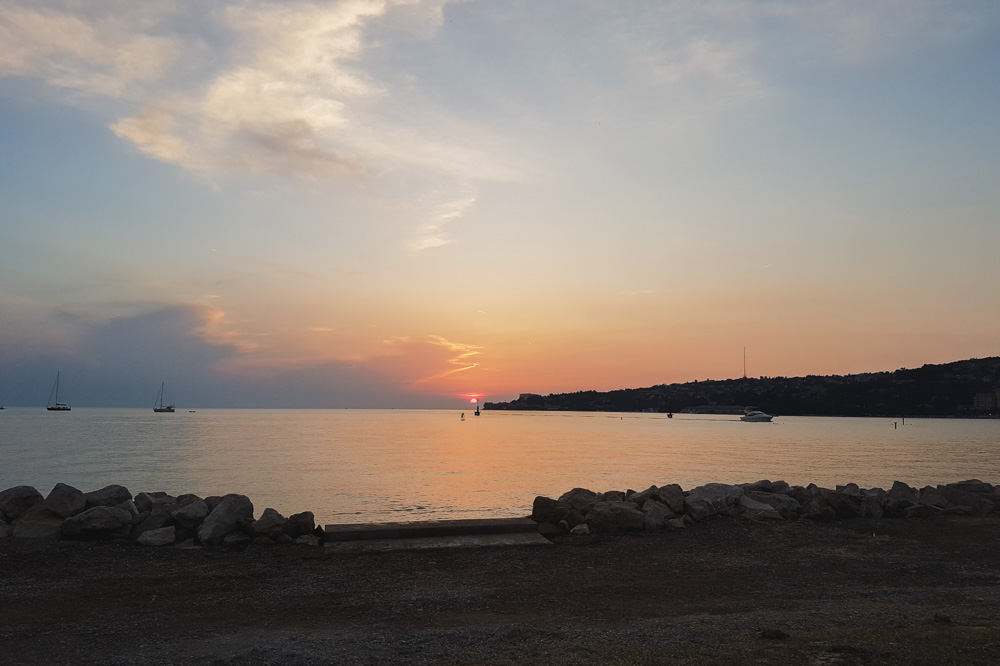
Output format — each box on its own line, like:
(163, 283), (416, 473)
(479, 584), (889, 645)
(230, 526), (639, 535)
(469, 397), (478, 404)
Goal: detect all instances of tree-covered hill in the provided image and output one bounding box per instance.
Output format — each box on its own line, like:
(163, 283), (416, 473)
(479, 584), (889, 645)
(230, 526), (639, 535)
(484, 357), (1000, 417)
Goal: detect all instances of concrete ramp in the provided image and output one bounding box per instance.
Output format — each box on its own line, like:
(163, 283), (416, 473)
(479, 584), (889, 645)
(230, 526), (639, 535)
(323, 517), (552, 552)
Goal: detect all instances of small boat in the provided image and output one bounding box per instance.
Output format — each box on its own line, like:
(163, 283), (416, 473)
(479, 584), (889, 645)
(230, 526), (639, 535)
(153, 382), (175, 413)
(46, 372), (71, 411)
(740, 410), (773, 422)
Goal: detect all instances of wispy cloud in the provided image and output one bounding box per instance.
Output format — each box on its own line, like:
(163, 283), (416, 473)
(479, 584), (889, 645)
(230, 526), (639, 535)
(409, 193), (477, 251)
(381, 335), (482, 385)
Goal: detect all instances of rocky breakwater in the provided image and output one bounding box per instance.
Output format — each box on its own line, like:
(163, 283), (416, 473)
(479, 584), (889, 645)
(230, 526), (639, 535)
(0, 483), (321, 548)
(531, 479), (1000, 535)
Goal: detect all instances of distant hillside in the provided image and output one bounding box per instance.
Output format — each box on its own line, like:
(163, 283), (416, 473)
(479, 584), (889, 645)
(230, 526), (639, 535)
(483, 357), (1000, 417)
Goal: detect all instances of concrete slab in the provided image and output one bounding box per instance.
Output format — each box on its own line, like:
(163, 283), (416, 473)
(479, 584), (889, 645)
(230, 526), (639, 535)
(324, 532), (553, 553)
(324, 517), (537, 541)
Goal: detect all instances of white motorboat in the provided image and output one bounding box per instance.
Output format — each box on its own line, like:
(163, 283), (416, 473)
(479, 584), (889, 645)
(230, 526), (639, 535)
(740, 410), (773, 422)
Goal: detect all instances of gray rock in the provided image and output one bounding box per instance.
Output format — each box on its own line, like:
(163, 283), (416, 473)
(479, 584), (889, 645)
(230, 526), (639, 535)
(197, 494), (254, 546)
(821, 489), (862, 519)
(738, 495), (783, 520)
(0, 486), (44, 522)
(938, 486), (994, 515)
(61, 506), (133, 540)
(294, 534), (320, 547)
(603, 490), (626, 502)
(641, 499), (675, 531)
(889, 481), (919, 505)
(653, 484), (686, 513)
(532, 496), (562, 523)
(665, 518), (686, 530)
(744, 480), (774, 493)
(134, 491), (176, 514)
(137, 526), (176, 546)
(84, 485), (132, 509)
(171, 500), (209, 529)
(11, 505), (64, 539)
(43, 483), (87, 518)
(115, 499), (140, 520)
(858, 490), (885, 519)
(801, 494), (836, 521)
(836, 483), (861, 496)
(569, 523), (590, 535)
(531, 496), (584, 527)
(746, 490), (801, 518)
(558, 488), (601, 513)
(285, 511), (315, 538)
(132, 511), (173, 539)
(770, 480), (791, 494)
(684, 483), (744, 521)
(0, 522), (11, 538)
(947, 479), (994, 494)
(586, 501), (645, 534)
(918, 486), (949, 508)
(174, 493), (204, 506)
(253, 507), (287, 536)
(628, 486), (659, 505)
(205, 496), (224, 512)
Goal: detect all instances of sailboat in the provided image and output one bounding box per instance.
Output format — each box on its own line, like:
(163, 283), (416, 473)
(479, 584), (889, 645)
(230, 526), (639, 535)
(46, 372), (71, 411)
(153, 382), (175, 413)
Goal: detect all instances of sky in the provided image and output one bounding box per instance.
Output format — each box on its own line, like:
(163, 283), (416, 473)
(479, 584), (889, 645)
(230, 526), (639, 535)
(1, 0), (999, 408)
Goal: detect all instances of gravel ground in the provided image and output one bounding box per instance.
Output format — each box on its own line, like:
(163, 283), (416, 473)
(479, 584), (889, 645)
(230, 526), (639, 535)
(3, 515), (1000, 665)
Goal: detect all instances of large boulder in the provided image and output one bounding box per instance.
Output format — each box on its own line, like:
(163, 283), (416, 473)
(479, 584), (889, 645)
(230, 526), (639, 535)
(918, 486), (949, 509)
(134, 491), (177, 514)
(61, 506), (133, 540)
(285, 511), (316, 538)
(653, 484), (686, 513)
(801, 494), (836, 521)
(858, 490), (886, 519)
(586, 501), (645, 534)
(84, 485), (133, 509)
(627, 486), (659, 506)
(746, 490), (801, 519)
(12, 504), (65, 539)
(684, 483), (744, 521)
(137, 526), (176, 546)
(132, 510), (173, 539)
(531, 496), (584, 527)
(0, 486), (44, 522)
(44, 483), (86, 518)
(821, 489), (862, 519)
(197, 494), (254, 546)
(641, 499), (675, 531)
(171, 500), (209, 529)
(531, 496), (561, 523)
(738, 495), (783, 520)
(938, 486), (995, 515)
(558, 488), (601, 513)
(888, 481), (919, 506)
(252, 508), (287, 537)
(947, 479), (995, 494)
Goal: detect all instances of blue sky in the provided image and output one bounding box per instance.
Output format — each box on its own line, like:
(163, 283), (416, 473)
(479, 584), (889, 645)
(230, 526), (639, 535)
(1, 0), (999, 408)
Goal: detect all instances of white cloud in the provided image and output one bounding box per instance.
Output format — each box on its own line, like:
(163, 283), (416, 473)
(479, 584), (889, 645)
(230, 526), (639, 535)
(409, 193), (476, 251)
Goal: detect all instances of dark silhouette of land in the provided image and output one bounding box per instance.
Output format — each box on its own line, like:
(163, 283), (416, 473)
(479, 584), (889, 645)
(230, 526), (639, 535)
(485, 357), (1000, 417)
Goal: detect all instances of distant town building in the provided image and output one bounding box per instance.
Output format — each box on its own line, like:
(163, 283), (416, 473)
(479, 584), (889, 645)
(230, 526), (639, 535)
(973, 392), (998, 410)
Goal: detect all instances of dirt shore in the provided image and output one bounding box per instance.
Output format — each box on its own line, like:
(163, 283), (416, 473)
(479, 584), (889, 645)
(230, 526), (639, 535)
(3, 515), (1000, 665)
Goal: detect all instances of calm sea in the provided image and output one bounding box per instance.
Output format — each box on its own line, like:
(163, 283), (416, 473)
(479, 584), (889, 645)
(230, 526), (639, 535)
(1, 408), (997, 524)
